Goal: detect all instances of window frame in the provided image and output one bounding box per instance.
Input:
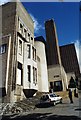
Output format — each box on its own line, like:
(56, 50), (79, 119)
(27, 33), (30, 42)
(32, 47), (36, 61)
(27, 65), (31, 82)
(27, 44), (31, 59)
(0, 44), (6, 55)
(18, 39), (22, 55)
(33, 67), (37, 85)
(19, 22), (23, 34)
(23, 27), (27, 39)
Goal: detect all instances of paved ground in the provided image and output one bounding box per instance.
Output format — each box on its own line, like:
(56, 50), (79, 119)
(1, 96), (81, 120)
(32, 97), (80, 116)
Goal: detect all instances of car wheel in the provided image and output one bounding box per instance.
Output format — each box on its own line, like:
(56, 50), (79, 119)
(53, 102), (56, 106)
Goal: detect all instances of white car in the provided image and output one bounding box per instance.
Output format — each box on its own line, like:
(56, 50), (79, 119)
(40, 93), (62, 106)
(48, 93), (62, 105)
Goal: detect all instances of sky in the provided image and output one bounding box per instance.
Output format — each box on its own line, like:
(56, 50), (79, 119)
(22, 2), (79, 45)
(22, 2), (81, 71)
(0, 0), (81, 71)
(0, 0), (80, 4)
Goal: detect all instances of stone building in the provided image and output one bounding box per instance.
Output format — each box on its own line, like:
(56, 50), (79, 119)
(45, 19), (80, 92)
(60, 44), (80, 84)
(45, 19), (68, 92)
(45, 19), (62, 66)
(0, 2), (49, 102)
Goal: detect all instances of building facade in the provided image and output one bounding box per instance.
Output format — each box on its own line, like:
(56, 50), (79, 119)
(60, 44), (80, 84)
(35, 36), (49, 93)
(45, 19), (80, 92)
(48, 65), (68, 92)
(0, 2), (48, 103)
(45, 19), (68, 92)
(60, 44), (80, 77)
(45, 19), (62, 66)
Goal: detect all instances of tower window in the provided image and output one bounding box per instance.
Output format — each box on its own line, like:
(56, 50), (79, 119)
(0, 44), (6, 54)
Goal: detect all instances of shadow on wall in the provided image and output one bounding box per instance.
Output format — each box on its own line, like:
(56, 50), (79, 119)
(1, 113), (81, 120)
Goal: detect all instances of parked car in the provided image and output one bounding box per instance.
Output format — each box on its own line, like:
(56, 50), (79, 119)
(40, 93), (62, 106)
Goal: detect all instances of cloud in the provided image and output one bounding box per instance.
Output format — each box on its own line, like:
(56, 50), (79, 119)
(30, 14), (44, 34)
(0, 0), (11, 5)
(75, 40), (81, 72)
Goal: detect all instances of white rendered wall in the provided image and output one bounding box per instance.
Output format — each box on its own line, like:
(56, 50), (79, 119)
(60, 65), (68, 90)
(35, 41), (49, 92)
(23, 43), (38, 90)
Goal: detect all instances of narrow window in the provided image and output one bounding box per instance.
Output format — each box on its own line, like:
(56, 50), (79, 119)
(24, 28), (27, 39)
(32, 47), (34, 60)
(19, 40), (22, 55)
(20, 23), (23, 34)
(33, 67), (37, 84)
(31, 37), (33, 44)
(0, 44), (6, 54)
(27, 65), (31, 82)
(35, 49), (36, 61)
(17, 62), (23, 85)
(27, 45), (30, 58)
(32, 47), (36, 61)
(35, 68), (37, 83)
(33, 67), (35, 83)
(28, 33), (30, 42)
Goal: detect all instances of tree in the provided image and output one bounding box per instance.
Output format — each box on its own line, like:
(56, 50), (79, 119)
(68, 76), (76, 88)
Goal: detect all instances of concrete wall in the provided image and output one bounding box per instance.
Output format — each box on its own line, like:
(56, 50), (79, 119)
(0, 36), (11, 91)
(15, 2), (38, 100)
(45, 19), (62, 66)
(17, 36), (24, 64)
(1, 2), (37, 102)
(1, 2), (17, 102)
(35, 41), (49, 92)
(60, 65), (68, 90)
(48, 65), (68, 91)
(48, 65), (61, 82)
(16, 2), (34, 35)
(36, 56), (41, 92)
(66, 72), (75, 86)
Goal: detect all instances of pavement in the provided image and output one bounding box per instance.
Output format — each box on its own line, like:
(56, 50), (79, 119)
(1, 96), (81, 120)
(30, 97), (80, 116)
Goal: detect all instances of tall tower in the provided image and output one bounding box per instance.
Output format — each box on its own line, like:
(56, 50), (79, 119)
(45, 19), (61, 66)
(45, 19), (67, 92)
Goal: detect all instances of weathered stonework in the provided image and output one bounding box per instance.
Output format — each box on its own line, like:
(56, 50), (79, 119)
(1, 2), (37, 103)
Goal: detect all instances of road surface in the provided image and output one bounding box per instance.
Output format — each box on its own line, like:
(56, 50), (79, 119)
(1, 96), (81, 120)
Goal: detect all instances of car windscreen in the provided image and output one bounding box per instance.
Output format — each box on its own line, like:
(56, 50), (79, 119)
(50, 94), (56, 97)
